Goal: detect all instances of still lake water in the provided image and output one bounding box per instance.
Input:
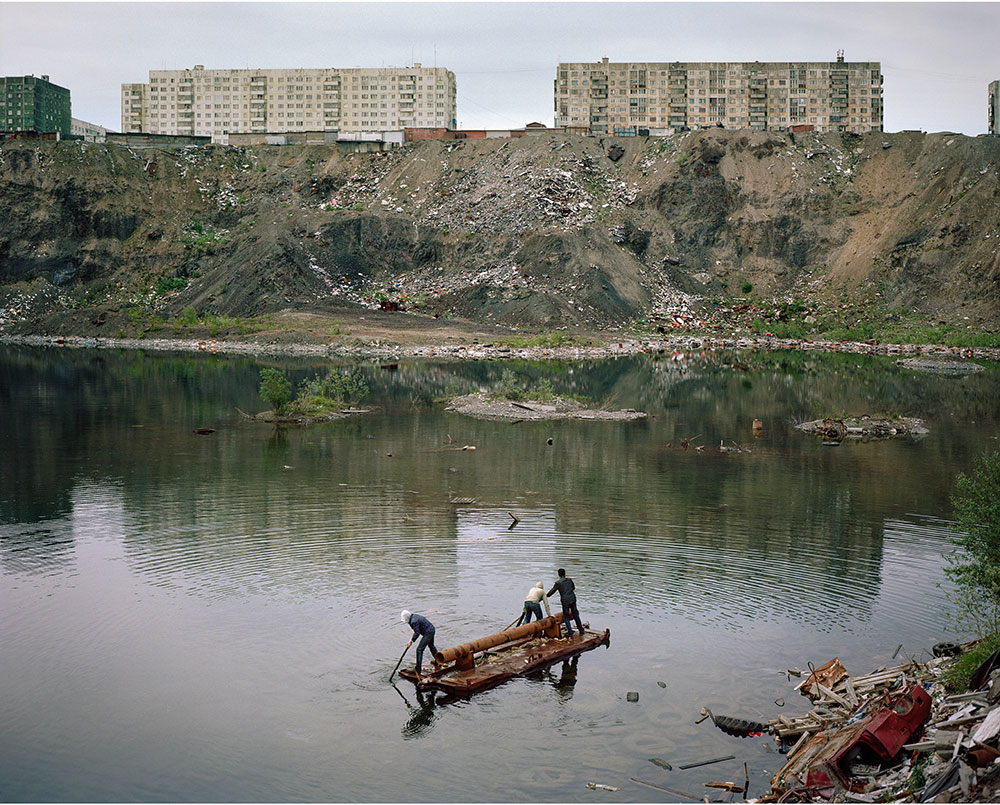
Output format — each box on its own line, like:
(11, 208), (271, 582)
(1, 344), (999, 802)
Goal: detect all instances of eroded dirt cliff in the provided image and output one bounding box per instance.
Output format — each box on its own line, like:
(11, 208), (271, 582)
(1, 128), (998, 339)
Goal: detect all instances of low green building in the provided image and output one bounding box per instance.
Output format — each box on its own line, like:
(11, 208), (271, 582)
(1, 75), (71, 136)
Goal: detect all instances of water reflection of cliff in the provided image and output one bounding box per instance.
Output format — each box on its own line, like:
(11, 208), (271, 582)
(2, 347), (996, 618)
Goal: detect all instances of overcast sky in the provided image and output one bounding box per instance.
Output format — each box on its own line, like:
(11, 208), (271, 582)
(1, 1), (998, 134)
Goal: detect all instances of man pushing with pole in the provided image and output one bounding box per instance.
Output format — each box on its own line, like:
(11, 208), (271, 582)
(400, 609), (438, 681)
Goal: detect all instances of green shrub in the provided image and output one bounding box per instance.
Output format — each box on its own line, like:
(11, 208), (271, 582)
(296, 369), (368, 408)
(259, 367), (293, 414)
(157, 276), (188, 295)
(495, 368), (524, 401)
(493, 369), (561, 402)
(947, 451), (1000, 636)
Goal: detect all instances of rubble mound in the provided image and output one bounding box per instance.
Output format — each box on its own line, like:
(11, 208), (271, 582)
(445, 392), (646, 422)
(796, 415), (928, 440)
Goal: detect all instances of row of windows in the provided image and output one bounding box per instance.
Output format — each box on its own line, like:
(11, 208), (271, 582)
(563, 67), (879, 78)
(148, 74), (448, 84)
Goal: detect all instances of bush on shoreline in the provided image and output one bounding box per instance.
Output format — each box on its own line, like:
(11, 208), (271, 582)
(258, 367), (369, 418)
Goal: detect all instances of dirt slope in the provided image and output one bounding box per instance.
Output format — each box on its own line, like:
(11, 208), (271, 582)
(1, 129), (998, 338)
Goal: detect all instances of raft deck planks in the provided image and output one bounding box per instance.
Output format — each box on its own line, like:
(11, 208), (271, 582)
(399, 627), (611, 694)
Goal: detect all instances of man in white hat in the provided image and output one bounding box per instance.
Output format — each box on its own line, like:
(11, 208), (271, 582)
(515, 581), (551, 626)
(400, 610), (438, 679)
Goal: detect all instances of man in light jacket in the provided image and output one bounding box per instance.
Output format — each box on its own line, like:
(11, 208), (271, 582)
(516, 581), (552, 626)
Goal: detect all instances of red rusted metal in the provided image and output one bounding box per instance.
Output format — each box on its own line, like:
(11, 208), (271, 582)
(795, 657), (848, 696)
(770, 684), (932, 799)
(854, 684), (931, 761)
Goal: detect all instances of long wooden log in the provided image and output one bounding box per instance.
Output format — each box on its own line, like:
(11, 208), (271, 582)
(629, 778), (703, 801)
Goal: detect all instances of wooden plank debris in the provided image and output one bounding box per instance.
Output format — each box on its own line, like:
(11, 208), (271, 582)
(678, 754), (736, 770)
(816, 682), (853, 711)
(972, 707), (1000, 744)
(629, 778), (703, 801)
(705, 781), (744, 792)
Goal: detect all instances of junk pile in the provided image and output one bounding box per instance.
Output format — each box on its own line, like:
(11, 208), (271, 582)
(711, 645), (1000, 802)
(795, 416), (929, 443)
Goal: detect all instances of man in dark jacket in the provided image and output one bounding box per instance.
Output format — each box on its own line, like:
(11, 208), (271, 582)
(547, 568), (585, 637)
(401, 609), (438, 677)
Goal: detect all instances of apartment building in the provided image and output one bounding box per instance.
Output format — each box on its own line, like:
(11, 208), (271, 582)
(555, 52), (882, 135)
(122, 64), (456, 141)
(990, 81), (999, 135)
(71, 117), (108, 142)
(1, 74), (71, 136)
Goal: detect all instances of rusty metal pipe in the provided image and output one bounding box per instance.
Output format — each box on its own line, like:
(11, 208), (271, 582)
(435, 615), (562, 664)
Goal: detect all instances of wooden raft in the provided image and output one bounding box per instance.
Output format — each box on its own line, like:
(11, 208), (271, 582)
(399, 625), (611, 695)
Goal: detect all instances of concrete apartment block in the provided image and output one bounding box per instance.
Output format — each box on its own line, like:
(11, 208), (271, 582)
(1, 74), (72, 136)
(121, 64), (456, 142)
(990, 81), (999, 135)
(555, 52), (882, 135)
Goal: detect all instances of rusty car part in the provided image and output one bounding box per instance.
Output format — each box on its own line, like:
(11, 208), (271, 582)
(769, 684), (932, 799)
(795, 658), (849, 698)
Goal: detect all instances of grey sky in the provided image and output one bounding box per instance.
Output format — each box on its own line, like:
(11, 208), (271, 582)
(1, 2), (998, 135)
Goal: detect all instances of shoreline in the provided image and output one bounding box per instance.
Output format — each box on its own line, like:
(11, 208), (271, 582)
(3, 331), (999, 363)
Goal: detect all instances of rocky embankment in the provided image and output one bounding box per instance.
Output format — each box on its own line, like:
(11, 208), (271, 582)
(1, 129), (999, 345)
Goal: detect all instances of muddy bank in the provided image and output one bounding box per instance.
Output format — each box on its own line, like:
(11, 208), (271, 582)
(445, 392), (646, 422)
(897, 357), (987, 375)
(237, 406), (374, 425)
(3, 327), (999, 365)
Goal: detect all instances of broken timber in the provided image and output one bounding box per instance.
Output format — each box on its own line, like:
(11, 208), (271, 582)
(398, 615), (610, 695)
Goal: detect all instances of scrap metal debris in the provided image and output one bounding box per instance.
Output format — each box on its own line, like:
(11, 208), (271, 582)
(756, 643), (1000, 802)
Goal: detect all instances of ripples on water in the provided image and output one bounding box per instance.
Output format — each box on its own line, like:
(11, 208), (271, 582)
(1, 347), (996, 801)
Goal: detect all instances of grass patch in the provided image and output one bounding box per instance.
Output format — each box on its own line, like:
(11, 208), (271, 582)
(156, 276), (188, 295)
(181, 219), (228, 253)
(942, 634), (1000, 693)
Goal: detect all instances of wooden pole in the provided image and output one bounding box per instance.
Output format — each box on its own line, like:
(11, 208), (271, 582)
(389, 642), (411, 682)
